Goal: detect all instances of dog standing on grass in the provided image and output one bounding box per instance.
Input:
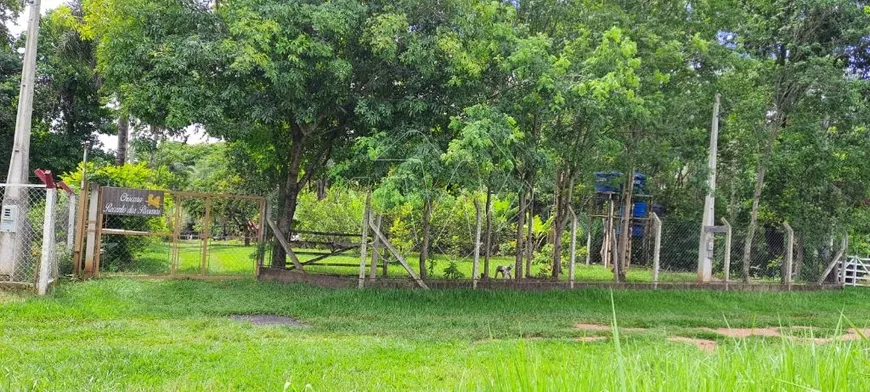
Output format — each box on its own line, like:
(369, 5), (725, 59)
(495, 265), (513, 280)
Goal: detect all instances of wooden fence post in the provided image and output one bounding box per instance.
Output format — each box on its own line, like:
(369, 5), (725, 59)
(369, 214), (381, 279)
(92, 188), (104, 277)
(266, 220), (304, 271)
(569, 207), (578, 289)
(585, 213), (592, 266)
(72, 182), (89, 277)
(256, 198), (266, 275)
(722, 218), (732, 290)
(358, 191), (371, 289)
(66, 194), (76, 248)
(783, 222), (794, 288)
(818, 234), (848, 285)
(83, 185), (103, 279)
(200, 197), (211, 276)
(171, 196), (182, 276)
(473, 197), (482, 290)
(369, 220), (428, 289)
(611, 228), (619, 283)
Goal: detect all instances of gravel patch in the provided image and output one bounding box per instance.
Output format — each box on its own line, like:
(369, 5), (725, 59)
(230, 314), (311, 327)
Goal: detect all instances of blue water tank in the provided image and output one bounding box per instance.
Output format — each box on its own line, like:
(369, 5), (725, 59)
(594, 171), (621, 193)
(595, 171), (648, 194)
(633, 201), (648, 218)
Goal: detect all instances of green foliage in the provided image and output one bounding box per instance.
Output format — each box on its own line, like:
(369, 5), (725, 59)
(294, 189), (365, 237)
(441, 260), (465, 280)
(53, 0), (870, 278)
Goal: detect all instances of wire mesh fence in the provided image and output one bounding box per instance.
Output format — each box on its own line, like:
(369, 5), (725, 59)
(260, 188), (850, 288)
(580, 215), (835, 285)
(0, 185), (46, 285)
(0, 185), (71, 290)
(53, 191), (75, 278)
(99, 201), (175, 275)
(96, 191), (264, 277)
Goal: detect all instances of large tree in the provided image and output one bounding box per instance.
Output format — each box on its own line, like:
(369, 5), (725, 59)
(734, 0), (870, 282)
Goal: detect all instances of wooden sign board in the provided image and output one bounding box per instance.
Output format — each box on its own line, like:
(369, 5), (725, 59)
(101, 187), (165, 217)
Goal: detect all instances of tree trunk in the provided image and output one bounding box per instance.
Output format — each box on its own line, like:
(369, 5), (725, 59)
(148, 125), (162, 169)
(419, 199), (432, 280)
(617, 169), (635, 282)
(793, 233), (804, 281)
(728, 164), (738, 224)
(741, 120), (782, 282)
(514, 188), (526, 280)
(273, 131), (305, 269)
(316, 178), (328, 200)
(472, 196), (482, 284)
(552, 169), (574, 280)
(525, 187), (534, 278)
(483, 187), (492, 279)
(115, 113), (129, 166)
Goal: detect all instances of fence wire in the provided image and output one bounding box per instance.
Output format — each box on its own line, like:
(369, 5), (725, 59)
(98, 193), (263, 276)
(0, 185), (70, 289)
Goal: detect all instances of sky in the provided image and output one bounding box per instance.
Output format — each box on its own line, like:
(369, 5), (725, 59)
(7, 1), (220, 153)
(9, 0), (64, 36)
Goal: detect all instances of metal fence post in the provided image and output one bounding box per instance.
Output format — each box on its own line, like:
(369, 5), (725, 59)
(37, 188), (56, 295)
(651, 213), (662, 289)
(783, 222), (794, 288)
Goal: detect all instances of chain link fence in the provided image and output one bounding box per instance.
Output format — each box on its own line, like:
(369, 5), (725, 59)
(97, 192), (264, 276)
(583, 215), (834, 285)
(0, 185), (70, 292)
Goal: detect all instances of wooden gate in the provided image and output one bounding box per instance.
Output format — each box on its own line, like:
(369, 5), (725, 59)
(76, 186), (265, 279)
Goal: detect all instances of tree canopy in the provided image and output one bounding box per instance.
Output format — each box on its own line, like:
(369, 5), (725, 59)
(3, 0), (867, 280)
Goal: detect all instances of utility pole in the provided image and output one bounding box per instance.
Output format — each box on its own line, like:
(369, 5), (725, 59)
(698, 94), (720, 282)
(0, 0), (43, 275)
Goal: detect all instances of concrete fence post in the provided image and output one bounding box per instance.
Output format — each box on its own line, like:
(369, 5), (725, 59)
(37, 188), (57, 295)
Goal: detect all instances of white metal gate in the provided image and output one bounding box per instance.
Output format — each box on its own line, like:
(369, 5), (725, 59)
(841, 256), (870, 287)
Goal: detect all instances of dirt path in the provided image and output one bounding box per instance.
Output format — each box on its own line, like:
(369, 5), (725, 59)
(575, 322), (870, 352)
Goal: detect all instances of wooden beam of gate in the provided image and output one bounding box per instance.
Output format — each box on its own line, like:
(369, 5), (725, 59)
(267, 219), (305, 271)
(82, 185), (100, 278)
(818, 234), (848, 285)
(368, 219), (428, 289)
(297, 246), (356, 266)
(201, 197), (212, 276)
(171, 196), (183, 276)
(72, 182), (89, 277)
(93, 187), (105, 278)
(100, 229), (173, 237)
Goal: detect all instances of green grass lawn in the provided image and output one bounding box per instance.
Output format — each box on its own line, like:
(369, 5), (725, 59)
(106, 239), (260, 276)
(1, 279), (869, 390)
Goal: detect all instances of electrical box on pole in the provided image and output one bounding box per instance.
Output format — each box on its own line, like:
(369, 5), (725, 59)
(0, 205), (19, 233)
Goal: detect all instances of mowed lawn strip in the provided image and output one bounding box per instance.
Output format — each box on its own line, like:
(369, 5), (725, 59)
(1, 279), (868, 390)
